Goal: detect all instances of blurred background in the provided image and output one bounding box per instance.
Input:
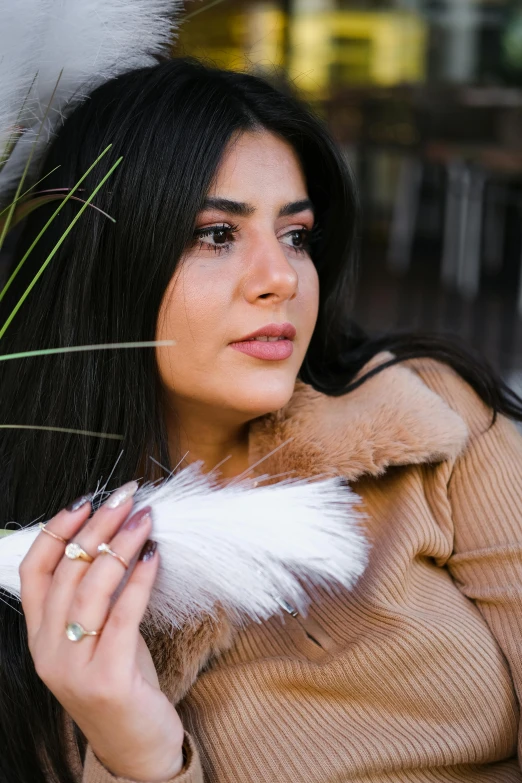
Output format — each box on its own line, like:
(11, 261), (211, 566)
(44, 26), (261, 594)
(175, 0), (522, 393)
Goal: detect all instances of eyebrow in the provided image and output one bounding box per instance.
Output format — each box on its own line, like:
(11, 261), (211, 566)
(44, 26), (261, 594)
(201, 197), (314, 218)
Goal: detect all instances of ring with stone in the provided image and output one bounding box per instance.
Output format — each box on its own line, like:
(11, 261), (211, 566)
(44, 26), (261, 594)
(64, 542), (94, 563)
(97, 542), (129, 570)
(65, 621), (103, 642)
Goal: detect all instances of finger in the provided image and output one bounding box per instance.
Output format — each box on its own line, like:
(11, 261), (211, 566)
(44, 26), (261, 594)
(62, 506), (153, 659)
(19, 497), (92, 636)
(96, 540), (159, 660)
(43, 481), (139, 636)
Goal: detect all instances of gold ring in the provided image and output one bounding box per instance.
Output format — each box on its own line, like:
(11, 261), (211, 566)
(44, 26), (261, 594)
(65, 621), (103, 642)
(39, 522), (68, 545)
(97, 542), (129, 570)
(64, 542), (94, 563)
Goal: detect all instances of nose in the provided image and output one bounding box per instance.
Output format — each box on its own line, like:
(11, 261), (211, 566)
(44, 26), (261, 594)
(243, 235), (298, 305)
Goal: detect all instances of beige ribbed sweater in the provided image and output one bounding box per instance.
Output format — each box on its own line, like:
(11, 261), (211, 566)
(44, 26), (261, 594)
(80, 356), (522, 783)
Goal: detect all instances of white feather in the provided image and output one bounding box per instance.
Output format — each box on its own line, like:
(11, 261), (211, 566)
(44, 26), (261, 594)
(0, 0), (183, 195)
(0, 1), (45, 152)
(0, 466), (368, 630)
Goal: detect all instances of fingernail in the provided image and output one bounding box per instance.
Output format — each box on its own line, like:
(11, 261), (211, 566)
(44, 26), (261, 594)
(123, 506), (151, 531)
(103, 481), (138, 510)
(138, 539), (157, 562)
(66, 494), (92, 513)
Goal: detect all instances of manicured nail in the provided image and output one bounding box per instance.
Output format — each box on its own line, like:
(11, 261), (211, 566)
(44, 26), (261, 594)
(66, 494), (92, 513)
(138, 539), (157, 562)
(103, 481), (138, 509)
(123, 506), (151, 531)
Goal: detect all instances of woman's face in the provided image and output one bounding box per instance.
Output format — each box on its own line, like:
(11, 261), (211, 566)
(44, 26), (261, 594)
(156, 130), (319, 426)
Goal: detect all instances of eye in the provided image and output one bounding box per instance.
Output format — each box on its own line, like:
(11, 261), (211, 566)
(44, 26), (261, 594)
(192, 224), (239, 253)
(280, 228), (311, 254)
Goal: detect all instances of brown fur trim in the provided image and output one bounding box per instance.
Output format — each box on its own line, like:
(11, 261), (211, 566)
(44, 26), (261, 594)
(249, 354), (469, 482)
(146, 354), (469, 703)
(143, 607), (235, 704)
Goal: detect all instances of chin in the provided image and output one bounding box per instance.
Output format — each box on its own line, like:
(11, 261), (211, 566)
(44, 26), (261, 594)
(232, 375), (298, 420)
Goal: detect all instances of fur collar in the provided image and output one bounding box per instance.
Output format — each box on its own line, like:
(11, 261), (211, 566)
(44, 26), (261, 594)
(248, 353), (469, 482)
(148, 353), (469, 704)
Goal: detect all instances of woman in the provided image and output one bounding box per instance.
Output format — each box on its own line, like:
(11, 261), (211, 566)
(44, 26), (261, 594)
(1, 57), (521, 783)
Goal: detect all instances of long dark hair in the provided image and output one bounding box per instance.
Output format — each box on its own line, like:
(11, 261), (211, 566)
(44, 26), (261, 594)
(0, 57), (520, 782)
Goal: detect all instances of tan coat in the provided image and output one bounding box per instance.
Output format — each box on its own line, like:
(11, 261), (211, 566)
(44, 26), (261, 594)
(81, 356), (522, 783)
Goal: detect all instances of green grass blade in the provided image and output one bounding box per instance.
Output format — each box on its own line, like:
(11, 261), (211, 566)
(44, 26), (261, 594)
(0, 73), (38, 174)
(0, 144), (114, 305)
(0, 166), (61, 217)
(0, 131), (23, 174)
(184, 0), (228, 19)
(0, 425), (122, 439)
(0, 71), (63, 252)
(0, 193), (115, 233)
(0, 340), (174, 362)
(0, 154), (122, 340)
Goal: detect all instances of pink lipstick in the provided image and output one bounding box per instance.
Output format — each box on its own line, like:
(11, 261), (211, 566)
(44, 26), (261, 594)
(230, 322), (296, 361)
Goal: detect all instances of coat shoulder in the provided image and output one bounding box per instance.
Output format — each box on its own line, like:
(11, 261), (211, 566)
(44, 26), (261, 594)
(250, 353), (471, 483)
(404, 357), (495, 440)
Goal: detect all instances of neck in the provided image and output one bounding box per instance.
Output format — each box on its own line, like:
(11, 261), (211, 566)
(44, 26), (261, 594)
(165, 400), (252, 481)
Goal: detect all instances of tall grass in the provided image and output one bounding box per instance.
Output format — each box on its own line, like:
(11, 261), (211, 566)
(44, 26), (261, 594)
(0, 97), (172, 444)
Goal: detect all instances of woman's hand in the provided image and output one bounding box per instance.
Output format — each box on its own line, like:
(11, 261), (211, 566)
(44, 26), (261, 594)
(19, 484), (185, 782)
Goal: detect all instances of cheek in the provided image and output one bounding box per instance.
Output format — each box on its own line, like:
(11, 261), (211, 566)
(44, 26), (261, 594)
(156, 264), (226, 343)
(298, 262), (320, 331)
(155, 272), (202, 385)
(155, 262), (235, 396)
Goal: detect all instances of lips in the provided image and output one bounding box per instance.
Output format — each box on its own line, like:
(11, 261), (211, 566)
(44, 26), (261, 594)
(229, 322), (296, 361)
(237, 323), (297, 342)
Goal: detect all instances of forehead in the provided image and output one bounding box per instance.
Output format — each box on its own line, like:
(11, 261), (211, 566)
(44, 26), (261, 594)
(209, 130), (308, 201)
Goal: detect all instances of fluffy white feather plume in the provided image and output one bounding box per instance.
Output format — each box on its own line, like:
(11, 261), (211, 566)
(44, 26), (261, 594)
(0, 0), (183, 195)
(0, 466), (368, 630)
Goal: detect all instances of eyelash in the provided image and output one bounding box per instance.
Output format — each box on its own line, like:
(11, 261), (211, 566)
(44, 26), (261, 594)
(192, 224), (240, 254)
(192, 223), (316, 256)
